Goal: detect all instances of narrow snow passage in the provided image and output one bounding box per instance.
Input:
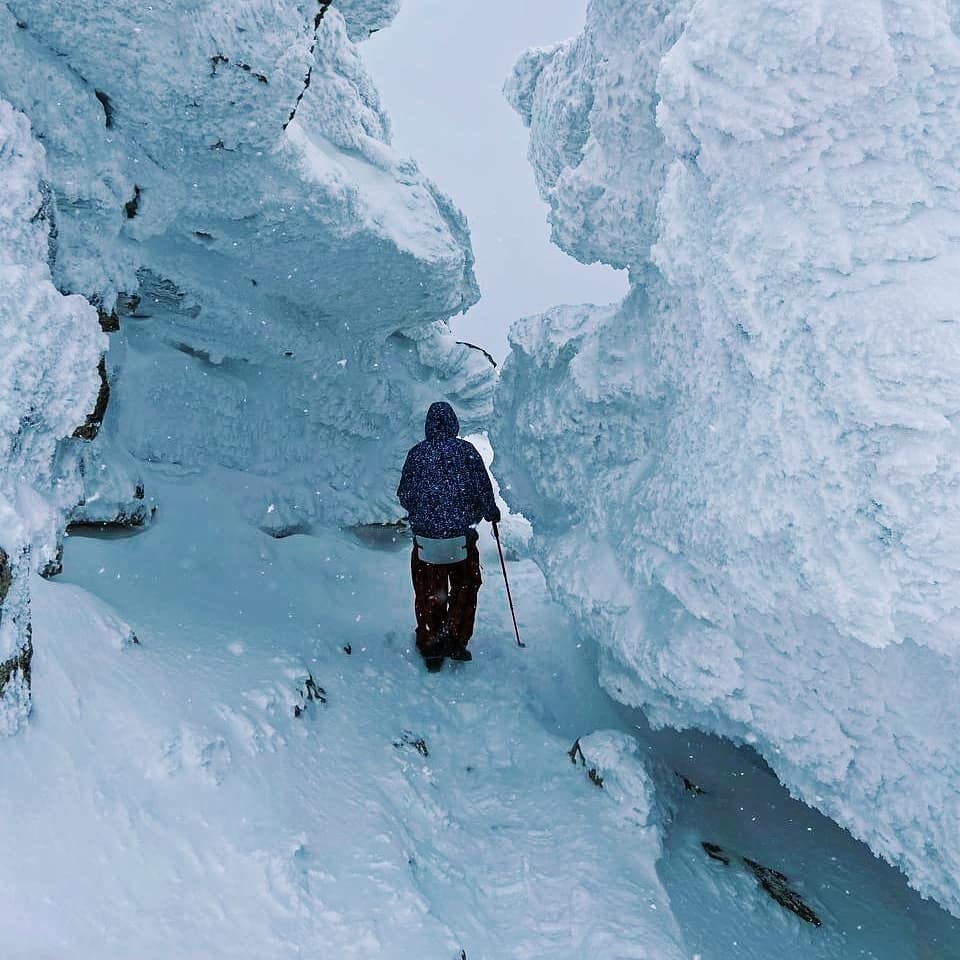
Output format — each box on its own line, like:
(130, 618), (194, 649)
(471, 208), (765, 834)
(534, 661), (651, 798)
(2, 470), (957, 959)
(5, 472), (679, 959)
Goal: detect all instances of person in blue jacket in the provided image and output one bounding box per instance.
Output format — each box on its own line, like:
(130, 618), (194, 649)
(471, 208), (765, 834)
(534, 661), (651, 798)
(397, 401), (500, 669)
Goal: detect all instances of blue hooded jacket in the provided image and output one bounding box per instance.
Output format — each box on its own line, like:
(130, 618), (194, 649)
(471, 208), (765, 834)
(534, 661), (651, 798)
(397, 402), (498, 538)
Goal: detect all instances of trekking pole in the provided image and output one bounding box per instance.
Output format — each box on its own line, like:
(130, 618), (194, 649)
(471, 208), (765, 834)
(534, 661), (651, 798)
(492, 522), (525, 648)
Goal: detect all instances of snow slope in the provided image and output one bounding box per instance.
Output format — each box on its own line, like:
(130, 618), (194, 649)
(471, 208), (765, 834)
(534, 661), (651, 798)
(494, 0), (960, 915)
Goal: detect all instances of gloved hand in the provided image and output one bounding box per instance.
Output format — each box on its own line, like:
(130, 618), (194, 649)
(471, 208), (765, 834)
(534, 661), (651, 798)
(486, 507), (502, 525)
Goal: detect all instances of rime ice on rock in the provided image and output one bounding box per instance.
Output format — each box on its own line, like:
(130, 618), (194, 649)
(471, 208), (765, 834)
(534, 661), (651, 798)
(0, 100), (104, 726)
(494, 0), (960, 916)
(0, 0), (493, 523)
(0, 0), (495, 722)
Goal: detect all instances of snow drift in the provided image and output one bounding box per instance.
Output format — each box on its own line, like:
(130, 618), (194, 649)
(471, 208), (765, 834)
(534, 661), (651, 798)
(0, 0), (495, 715)
(494, 0), (960, 914)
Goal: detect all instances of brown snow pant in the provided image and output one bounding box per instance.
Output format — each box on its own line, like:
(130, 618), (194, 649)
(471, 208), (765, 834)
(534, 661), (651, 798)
(411, 538), (482, 655)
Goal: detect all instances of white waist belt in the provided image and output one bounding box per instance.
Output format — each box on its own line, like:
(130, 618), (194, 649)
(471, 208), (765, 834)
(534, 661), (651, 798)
(415, 535), (468, 565)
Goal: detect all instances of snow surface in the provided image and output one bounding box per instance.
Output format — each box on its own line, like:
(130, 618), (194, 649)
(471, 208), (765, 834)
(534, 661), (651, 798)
(494, 0), (960, 916)
(7, 469), (684, 960)
(4, 460), (957, 958)
(0, 464), (960, 960)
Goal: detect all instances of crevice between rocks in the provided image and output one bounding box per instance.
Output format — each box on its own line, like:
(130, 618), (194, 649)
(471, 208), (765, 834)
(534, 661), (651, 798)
(72, 356), (110, 441)
(283, 1), (333, 131)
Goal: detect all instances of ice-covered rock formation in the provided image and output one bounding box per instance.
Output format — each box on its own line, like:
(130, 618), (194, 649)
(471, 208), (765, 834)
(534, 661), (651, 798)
(494, 0), (960, 914)
(0, 99), (104, 731)
(0, 0), (493, 717)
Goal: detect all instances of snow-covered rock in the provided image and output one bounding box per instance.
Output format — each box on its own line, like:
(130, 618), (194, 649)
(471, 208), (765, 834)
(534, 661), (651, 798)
(336, 0), (404, 40)
(0, 99), (105, 725)
(0, 0), (495, 716)
(494, 0), (960, 915)
(2, 0), (493, 526)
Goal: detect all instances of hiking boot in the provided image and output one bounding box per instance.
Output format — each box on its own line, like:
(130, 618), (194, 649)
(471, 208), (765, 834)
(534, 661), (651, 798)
(446, 645), (472, 662)
(418, 638), (445, 672)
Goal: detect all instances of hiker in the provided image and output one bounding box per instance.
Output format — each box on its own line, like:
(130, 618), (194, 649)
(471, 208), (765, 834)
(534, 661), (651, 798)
(397, 401), (500, 670)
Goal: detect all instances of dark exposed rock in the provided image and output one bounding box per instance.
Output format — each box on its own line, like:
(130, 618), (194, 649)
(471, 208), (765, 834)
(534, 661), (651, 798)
(97, 305), (120, 332)
(0, 637), (33, 701)
(67, 495), (155, 534)
(263, 523), (310, 540)
(743, 857), (822, 927)
(395, 730), (429, 757)
(31, 179), (58, 267)
(73, 356), (110, 440)
(293, 672), (327, 717)
(67, 513), (148, 536)
(94, 89), (114, 128)
(699, 841), (822, 927)
(124, 184), (141, 219)
(701, 841), (730, 865)
(93, 289), (139, 332)
(677, 771), (706, 796)
(455, 341), (498, 368)
(284, 1), (333, 130)
(0, 549), (11, 607)
(0, 550), (32, 704)
(568, 737), (604, 788)
(39, 542), (64, 579)
(210, 53), (268, 84)
(116, 291), (140, 315)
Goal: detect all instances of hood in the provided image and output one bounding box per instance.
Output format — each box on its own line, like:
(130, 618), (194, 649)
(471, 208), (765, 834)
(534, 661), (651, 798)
(424, 401), (459, 440)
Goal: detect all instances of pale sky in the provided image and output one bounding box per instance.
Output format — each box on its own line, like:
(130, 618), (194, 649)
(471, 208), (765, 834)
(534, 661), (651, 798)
(363, 0), (627, 361)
